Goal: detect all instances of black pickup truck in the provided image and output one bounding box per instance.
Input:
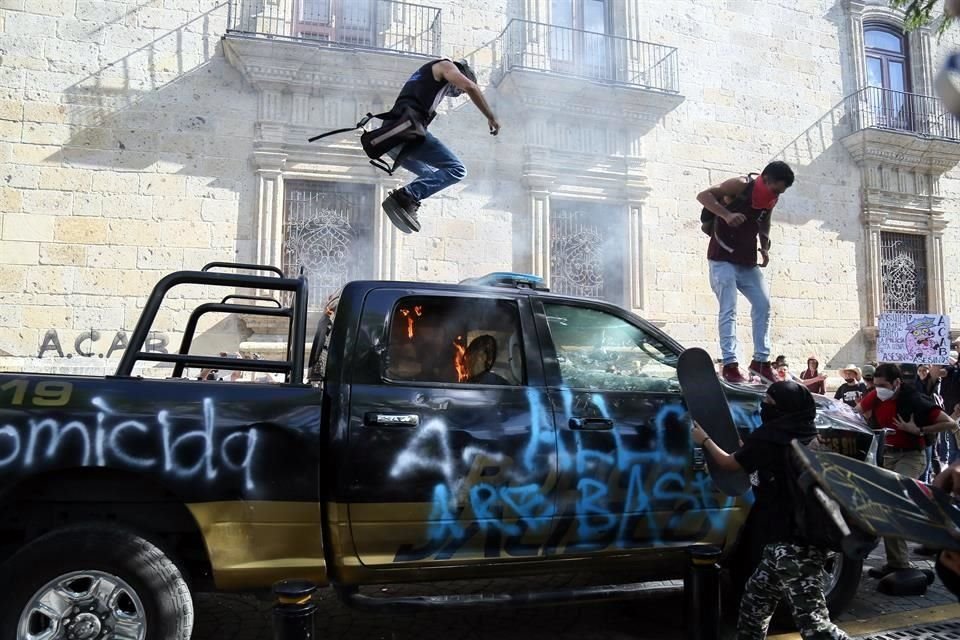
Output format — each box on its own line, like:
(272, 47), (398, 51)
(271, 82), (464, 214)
(0, 264), (877, 640)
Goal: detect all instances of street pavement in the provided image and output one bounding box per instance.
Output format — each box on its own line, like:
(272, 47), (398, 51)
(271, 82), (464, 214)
(192, 547), (958, 640)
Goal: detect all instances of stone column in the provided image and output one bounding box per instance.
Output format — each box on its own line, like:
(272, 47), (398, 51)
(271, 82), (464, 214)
(861, 209), (883, 325)
(628, 202), (645, 310)
(530, 190), (551, 284)
(847, 0), (867, 92)
(291, 92), (310, 126)
(929, 214), (948, 314)
(374, 182), (398, 281)
(252, 151), (287, 274)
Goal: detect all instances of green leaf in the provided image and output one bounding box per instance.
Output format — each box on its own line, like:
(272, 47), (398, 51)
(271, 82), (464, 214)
(889, 0), (956, 36)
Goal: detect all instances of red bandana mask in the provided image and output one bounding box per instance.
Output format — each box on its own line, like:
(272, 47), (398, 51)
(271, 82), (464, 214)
(751, 176), (778, 210)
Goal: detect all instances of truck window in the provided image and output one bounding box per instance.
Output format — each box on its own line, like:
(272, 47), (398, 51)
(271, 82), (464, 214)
(542, 303), (679, 393)
(384, 297), (524, 386)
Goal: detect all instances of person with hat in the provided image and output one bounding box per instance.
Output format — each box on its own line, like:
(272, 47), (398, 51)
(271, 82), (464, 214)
(799, 356), (826, 395)
(861, 364), (876, 391)
(834, 365), (866, 408)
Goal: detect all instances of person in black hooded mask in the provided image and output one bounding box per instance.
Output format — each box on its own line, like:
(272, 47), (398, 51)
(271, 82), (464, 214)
(692, 381), (850, 640)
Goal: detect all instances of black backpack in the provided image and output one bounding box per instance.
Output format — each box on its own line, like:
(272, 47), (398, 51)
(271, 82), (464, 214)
(308, 105), (428, 175)
(699, 173), (757, 236)
(784, 440), (848, 553)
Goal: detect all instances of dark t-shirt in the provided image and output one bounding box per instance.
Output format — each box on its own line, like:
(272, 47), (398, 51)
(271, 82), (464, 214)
(942, 366), (960, 415)
(734, 439), (797, 543)
(393, 59), (451, 124)
(706, 179), (774, 267)
(834, 382), (866, 407)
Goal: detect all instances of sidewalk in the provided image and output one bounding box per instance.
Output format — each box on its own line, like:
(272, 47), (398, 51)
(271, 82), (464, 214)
(193, 545), (959, 640)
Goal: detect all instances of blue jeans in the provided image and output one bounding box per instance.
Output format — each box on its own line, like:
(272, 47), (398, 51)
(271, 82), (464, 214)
(708, 260), (771, 366)
(393, 132), (466, 201)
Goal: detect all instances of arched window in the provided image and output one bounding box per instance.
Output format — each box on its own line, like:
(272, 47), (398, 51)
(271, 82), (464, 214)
(864, 24), (910, 94)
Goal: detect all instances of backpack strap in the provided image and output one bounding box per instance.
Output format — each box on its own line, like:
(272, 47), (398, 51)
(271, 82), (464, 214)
(368, 139), (418, 176)
(307, 111), (394, 143)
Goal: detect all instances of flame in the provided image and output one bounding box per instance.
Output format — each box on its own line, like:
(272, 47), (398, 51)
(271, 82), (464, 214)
(399, 305), (424, 340)
(453, 336), (468, 382)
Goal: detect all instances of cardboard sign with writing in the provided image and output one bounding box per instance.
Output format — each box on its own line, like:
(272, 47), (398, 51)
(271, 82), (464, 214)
(877, 313), (951, 365)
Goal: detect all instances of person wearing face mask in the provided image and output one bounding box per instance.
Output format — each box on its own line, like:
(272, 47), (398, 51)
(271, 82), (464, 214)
(692, 381), (850, 640)
(856, 363), (957, 580)
(834, 365), (866, 408)
(379, 58), (500, 234)
(697, 162), (795, 384)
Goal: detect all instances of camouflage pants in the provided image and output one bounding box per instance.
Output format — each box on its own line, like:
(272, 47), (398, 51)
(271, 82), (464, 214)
(737, 542), (850, 640)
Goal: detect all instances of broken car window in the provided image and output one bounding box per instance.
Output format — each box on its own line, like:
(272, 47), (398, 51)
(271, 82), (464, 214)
(543, 303), (679, 393)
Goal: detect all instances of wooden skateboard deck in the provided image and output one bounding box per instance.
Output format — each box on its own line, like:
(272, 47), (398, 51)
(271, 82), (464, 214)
(677, 348), (751, 496)
(791, 443), (960, 552)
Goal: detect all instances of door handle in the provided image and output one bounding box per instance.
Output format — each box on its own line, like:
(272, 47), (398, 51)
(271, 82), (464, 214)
(569, 417), (613, 431)
(364, 412), (420, 427)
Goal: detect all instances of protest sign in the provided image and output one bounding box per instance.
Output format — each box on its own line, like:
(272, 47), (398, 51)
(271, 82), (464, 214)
(877, 313), (951, 364)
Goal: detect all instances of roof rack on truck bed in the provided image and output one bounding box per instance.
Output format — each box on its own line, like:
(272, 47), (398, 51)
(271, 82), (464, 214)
(114, 261), (309, 384)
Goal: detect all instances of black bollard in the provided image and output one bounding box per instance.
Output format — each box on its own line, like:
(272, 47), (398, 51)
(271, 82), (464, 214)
(273, 579), (317, 640)
(684, 545), (722, 640)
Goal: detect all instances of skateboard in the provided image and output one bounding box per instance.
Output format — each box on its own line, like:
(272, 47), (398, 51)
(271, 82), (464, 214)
(791, 442), (960, 554)
(677, 347), (752, 496)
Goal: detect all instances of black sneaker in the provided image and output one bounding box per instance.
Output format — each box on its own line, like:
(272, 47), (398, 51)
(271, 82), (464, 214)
(867, 564), (901, 579)
(382, 189), (421, 233)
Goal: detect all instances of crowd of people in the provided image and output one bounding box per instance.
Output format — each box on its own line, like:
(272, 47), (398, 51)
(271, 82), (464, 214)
(696, 348), (960, 638)
(692, 362), (960, 640)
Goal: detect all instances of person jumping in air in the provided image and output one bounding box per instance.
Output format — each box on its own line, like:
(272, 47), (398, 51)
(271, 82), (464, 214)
(380, 58), (500, 234)
(697, 161), (794, 383)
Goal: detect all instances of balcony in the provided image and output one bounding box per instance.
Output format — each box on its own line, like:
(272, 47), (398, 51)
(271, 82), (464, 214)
(493, 19), (678, 93)
(842, 86), (960, 174)
(490, 19), (681, 124)
(226, 0), (441, 56)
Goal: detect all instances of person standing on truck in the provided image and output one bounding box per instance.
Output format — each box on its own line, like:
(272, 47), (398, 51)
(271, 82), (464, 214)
(697, 161), (795, 384)
(856, 363), (957, 580)
(380, 58), (500, 234)
(691, 380), (850, 640)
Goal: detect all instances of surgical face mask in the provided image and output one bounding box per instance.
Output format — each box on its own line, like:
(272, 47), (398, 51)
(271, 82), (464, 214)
(875, 387), (895, 401)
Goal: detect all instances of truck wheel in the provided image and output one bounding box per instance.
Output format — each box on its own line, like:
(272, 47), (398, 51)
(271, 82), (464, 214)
(769, 551), (862, 629)
(727, 547), (862, 628)
(823, 552), (862, 616)
(0, 524), (193, 640)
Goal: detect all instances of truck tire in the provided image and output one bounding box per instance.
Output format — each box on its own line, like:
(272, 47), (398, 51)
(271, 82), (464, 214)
(0, 524), (193, 640)
(769, 552), (862, 629)
(823, 552), (862, 617)
(726, 546), (862, 628)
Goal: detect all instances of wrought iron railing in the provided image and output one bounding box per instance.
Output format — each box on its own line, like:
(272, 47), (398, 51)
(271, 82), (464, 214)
(849, 86), (960, 141)
(226, 0), (441, 57)
(495, 19), (679, 93)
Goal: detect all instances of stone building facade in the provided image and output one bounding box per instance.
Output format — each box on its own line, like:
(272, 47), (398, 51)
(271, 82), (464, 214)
(1, 0), (959, 377)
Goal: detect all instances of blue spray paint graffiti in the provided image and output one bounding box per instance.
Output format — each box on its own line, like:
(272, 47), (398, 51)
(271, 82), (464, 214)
(390, 386), (763, 561)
